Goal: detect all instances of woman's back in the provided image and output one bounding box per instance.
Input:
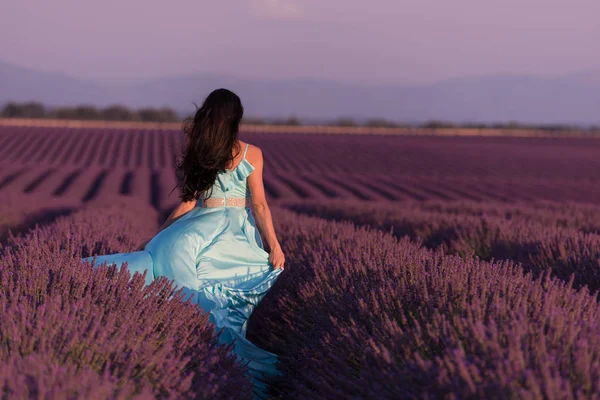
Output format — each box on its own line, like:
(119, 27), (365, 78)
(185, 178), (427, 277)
(84, 89), (285, 399)
(201, 142), (255, 204)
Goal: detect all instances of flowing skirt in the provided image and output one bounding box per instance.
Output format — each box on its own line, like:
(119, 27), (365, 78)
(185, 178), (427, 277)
(83, 206), (283, 399)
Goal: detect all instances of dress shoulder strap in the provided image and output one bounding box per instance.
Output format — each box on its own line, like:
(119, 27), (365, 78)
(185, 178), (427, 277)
(242, 143), (249, 160)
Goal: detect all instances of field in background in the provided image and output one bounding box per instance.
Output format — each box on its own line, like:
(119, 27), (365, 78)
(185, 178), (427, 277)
(1, 124), (600, 221)
(2, 117), (600, 137)
(3, 122), (600, 398)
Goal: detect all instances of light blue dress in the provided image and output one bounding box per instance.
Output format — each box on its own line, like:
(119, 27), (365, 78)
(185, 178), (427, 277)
(82, 143), (283, 399)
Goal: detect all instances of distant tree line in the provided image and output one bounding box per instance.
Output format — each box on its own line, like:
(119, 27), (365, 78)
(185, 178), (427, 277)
(2, 102), (599, 131)
(419, 119), (600, 132)
(1, 102), (180, 122)
(240, 116), (410, 128)
(242, 115), (600, 131)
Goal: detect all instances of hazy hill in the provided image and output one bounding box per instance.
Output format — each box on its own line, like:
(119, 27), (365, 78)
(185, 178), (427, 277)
(1, 61), (599, 125)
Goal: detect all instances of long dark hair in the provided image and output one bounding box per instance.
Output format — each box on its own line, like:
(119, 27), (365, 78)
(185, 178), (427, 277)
(174, 88), (244, 202)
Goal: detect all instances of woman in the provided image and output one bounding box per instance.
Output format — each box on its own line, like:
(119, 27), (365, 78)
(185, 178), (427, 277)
(83, 88), (286, 399)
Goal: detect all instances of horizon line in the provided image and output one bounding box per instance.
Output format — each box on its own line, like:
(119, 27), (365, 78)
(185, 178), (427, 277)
(2, 59), (598, 88)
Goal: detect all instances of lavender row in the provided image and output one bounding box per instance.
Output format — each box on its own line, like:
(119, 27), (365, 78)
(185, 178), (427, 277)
(389, 199), (600, 233)
(250, 208), (600, 399)
(283, 198), (600, 233)
(5, 197), (600, 398)
(0, 192), (82, 243)
(4, 125), (600, 205)
(0, 198), (253, 399)
(281, 199), (600, 295)
(4, 126), (600, 182)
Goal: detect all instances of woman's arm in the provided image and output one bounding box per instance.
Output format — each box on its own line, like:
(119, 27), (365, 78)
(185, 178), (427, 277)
(247, 146), (285, 269)
(137, 198), (196, 250)
(158, 198), (197, 231)
(247, 147), (280, 250)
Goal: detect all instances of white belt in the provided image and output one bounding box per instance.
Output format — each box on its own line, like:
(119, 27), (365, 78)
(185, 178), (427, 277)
(201, 197), (252, 208)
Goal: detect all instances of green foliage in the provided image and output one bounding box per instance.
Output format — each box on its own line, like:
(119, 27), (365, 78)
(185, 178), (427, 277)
(1, 102), (181, 123)
(138, 107), (179, 122)
(101, 104), (139, 121)
(1, 101), (599, 132)
(242, 116), (268, 125)
(461, 121), (489, 129)
(331, 117), (358, 127)
(2, 102), (46, 118)
(53, 105), (101, 120)
(422, 120), (457, 129)
(363, 118), (401, 128)
(271, 116), (302, 126)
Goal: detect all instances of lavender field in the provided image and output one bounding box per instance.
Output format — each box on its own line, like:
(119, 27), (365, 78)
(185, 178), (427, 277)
(2, 124), (600, 399)
(3, 126), (600, 214)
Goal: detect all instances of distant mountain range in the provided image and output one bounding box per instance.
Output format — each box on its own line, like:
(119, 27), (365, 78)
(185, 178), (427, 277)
(1, 61), (599, 125)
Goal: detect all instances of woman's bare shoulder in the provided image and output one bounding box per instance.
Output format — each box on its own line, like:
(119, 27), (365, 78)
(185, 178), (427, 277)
(245, 143), (263, 164)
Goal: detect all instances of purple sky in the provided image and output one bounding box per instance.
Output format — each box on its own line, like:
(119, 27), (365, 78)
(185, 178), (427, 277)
(2, 0), (599, 84)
